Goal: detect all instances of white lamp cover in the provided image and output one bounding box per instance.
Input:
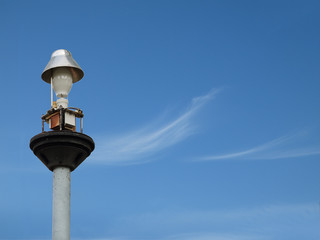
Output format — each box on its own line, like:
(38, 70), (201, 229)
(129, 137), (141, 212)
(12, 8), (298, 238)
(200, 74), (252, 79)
(52, 68), (73, 108)
(52, 68), (73, 98)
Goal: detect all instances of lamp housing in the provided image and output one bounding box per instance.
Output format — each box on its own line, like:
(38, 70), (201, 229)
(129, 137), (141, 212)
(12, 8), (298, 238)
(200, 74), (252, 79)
(41, 49), (84, 108)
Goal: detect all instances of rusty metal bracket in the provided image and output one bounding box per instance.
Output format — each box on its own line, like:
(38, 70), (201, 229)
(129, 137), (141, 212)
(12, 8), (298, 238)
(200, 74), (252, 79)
(41, 107), (85, 133)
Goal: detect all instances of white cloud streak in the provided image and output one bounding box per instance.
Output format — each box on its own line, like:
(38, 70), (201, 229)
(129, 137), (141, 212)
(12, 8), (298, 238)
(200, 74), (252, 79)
(111, 202), (319, 240)
(119, 202), (319, 228)
(72, 235), (260, 240)
(200, 130), (320, 161)
(160, 232), (265, 240)
(92, 89), (220, 165)
(35, 203), (320, 240)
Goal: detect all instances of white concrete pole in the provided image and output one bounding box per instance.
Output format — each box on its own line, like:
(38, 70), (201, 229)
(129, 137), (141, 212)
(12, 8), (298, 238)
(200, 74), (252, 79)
(52, 167), (71, 240)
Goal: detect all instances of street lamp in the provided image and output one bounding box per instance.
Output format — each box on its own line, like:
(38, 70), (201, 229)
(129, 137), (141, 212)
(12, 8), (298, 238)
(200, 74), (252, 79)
(30, 49), (95, 240)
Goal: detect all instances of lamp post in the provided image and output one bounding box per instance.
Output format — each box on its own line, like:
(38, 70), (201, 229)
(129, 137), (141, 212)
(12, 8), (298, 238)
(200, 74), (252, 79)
(30, 49), (95, 240)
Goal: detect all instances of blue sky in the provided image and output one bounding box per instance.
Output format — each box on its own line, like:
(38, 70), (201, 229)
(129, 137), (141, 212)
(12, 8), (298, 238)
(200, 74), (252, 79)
(1, 0), (320, 239)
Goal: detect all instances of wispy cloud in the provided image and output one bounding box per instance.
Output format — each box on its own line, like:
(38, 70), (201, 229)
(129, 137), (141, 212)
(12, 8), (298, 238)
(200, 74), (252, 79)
(112, 202), (319, 240)
(119, 202), (319, 228)
(72, 234), (262, 240)
(69, 235), (263, 240)
(161, 232), (265, 240)
(199, 130), (320, 161)
(73, 238), (126, 240)
(91, 89), (220, 165)
(71, 202), (320, 240)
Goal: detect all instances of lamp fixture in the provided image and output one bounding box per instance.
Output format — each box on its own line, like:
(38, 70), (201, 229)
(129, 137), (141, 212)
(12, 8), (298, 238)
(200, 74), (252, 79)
(41, 49), (84, 108)
(39, 49), (85, 132)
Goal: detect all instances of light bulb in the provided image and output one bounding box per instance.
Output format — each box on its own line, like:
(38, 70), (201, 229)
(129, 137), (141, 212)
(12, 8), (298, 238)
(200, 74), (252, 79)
(52, 67), (73, 108)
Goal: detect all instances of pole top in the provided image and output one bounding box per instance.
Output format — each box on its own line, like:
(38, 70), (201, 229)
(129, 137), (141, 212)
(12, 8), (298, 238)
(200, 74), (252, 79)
(30, 131), (95, 171)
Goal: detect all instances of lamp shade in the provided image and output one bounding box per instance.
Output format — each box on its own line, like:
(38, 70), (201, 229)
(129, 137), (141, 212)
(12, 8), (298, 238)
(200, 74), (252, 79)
(41, 49), (84, 84)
